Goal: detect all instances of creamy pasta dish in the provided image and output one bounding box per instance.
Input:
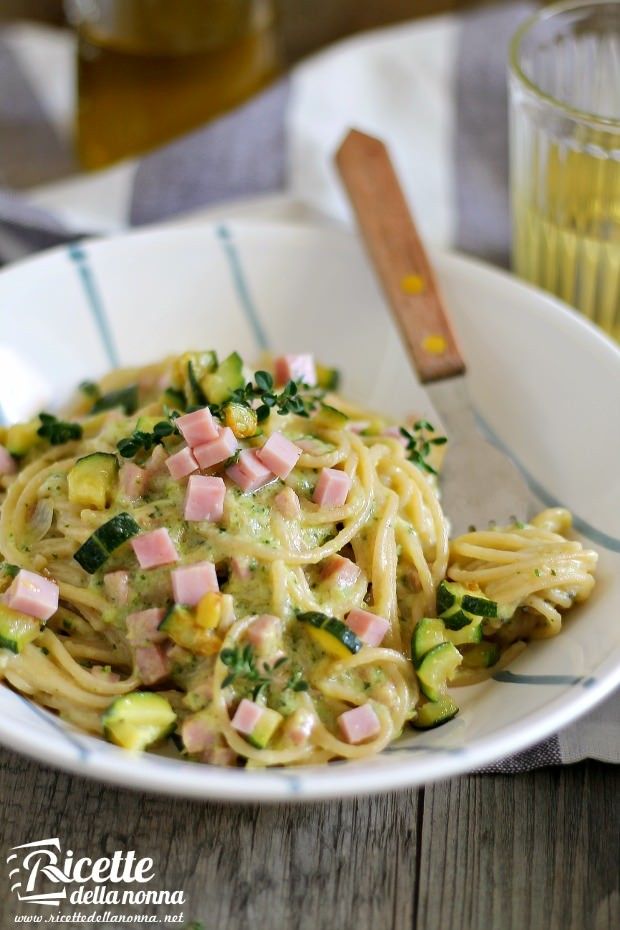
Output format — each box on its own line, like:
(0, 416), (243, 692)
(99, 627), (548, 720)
(0, 350), (597, 767)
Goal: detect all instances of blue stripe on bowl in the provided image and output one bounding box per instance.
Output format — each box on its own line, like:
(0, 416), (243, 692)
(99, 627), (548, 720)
(474, 409), (620, 553)
(0, 400), (6, 426)
(67, 243), (119, 368)
(216, 224), (269, 351)
(492, 670), (592, 686)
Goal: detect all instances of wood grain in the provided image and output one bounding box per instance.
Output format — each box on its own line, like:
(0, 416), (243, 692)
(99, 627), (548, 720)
(336, 129), (466, 383)
(1, 745), (618, 929)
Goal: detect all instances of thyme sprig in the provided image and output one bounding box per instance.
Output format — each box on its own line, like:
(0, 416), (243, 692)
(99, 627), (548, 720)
(400, 420), (447, 475)
(220, 646), (307, 698)
(117, 418), (178, 459)
(37, 412), (83, 446)
(208, 370), (320, 423)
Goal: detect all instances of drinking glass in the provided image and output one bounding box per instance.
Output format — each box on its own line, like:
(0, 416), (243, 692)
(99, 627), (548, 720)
(65, 0), (280, 170)
(509, 0), (620, 338)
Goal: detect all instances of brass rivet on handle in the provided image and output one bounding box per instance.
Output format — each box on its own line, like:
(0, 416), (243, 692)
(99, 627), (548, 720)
(422, 334), (447, 356)
(401, 273), (425, 295)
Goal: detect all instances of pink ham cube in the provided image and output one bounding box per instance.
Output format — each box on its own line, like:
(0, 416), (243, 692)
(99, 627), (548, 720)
(166, 446), (198, 480)
(103, 570), (130, 606)
(345, 607), (390, 647)
(320, 555), (361, 587)
(246, 614), (281, 652)
(184, 475), (226, 522)
(171, 561), (218, 605)
(182, 714), (218, 754)
(126, 608), (166, 646)
(176, 407), (218, 448)
(5, 569), (58, 621)
(226, 449), (274, 493)
(313, 468), (351, 508)
(231, 556), (252, 581)
(119, 462), (147, 499)
(193, 427), (238, 470)
(0, 445), (16, 475)
(257, 432), (301, 479)
(274, 354), (317, 387)
(135, 644), (170, 685)
(337, 704), (381, 744)
(131, 528), (179, 569)
(274, 487), (301, 519)
(231, 698), (265, 736)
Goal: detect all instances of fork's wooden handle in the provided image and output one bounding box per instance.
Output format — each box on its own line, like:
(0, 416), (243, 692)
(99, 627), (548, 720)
(335, 129), (465, 383)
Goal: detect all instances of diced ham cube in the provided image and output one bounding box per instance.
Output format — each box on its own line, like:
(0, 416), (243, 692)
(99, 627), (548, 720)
(131, 528), (179, 569)
(0, 445), (16, 476)
(176, 407), (218, 447)
(337, 704), (381, 744)
(166, 446), (198, 480)
(283, 708), (315, 747)
(257, 432), (301, 479)
(247, 614), (281, 653)
(126, 607), (166, 646)
(135, 644), (170, 684)
(193, 426), (238, 470)
(203, 746), (237, 766)
(119, 462), (147, 499)
(274, 487), (301, 519)
(345, 607), (390, 647)
(184, 475), (226, 522)
(320, 555), (361, 587)
(231, 698), (265, 736)
(4, 569), (58, 621)
(103, 570), (130, 606)
(226, 449), (274, 493)
(171, 561), (218, 605)
(274, 354), (317, 387)
(313, 468), (351, 508)
(182, 713), (218, 754)
(231, 556), (252, 581)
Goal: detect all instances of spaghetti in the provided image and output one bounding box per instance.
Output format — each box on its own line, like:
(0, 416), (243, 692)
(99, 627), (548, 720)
(0, 350), (597, 766)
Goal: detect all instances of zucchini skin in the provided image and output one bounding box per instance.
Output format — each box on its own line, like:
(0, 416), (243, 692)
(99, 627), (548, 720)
(413, 696), (459, 730)
(0, 605), (40, 653)
(297, 610), (362, 657)
(416, 642), (462, 702)
(412, 618), (447, 667)
(74, 512), (140, 573)
(92, 384), (139, 415)
(102, 692), (177, 751)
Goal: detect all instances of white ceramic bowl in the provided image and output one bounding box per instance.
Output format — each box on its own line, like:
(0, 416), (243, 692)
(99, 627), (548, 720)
(0, 221), (618, 801)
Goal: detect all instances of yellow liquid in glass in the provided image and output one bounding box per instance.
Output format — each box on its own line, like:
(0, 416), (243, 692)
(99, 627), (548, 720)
(513, 141), (620, 339)
(75, 0), (280, 170)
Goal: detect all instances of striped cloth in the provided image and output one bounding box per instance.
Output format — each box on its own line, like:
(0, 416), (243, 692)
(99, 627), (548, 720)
(0, 3), (617, 771)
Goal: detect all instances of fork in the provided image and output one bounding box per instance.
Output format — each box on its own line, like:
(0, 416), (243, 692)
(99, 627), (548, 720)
(335, 129), (539, 535)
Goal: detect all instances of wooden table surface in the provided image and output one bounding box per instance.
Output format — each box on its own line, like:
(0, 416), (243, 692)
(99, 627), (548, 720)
(1, 745), (618, 928)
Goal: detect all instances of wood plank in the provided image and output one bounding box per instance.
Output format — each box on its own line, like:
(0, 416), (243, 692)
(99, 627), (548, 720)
(418, 761), (620, 930)
(0, 745), (420, 928)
